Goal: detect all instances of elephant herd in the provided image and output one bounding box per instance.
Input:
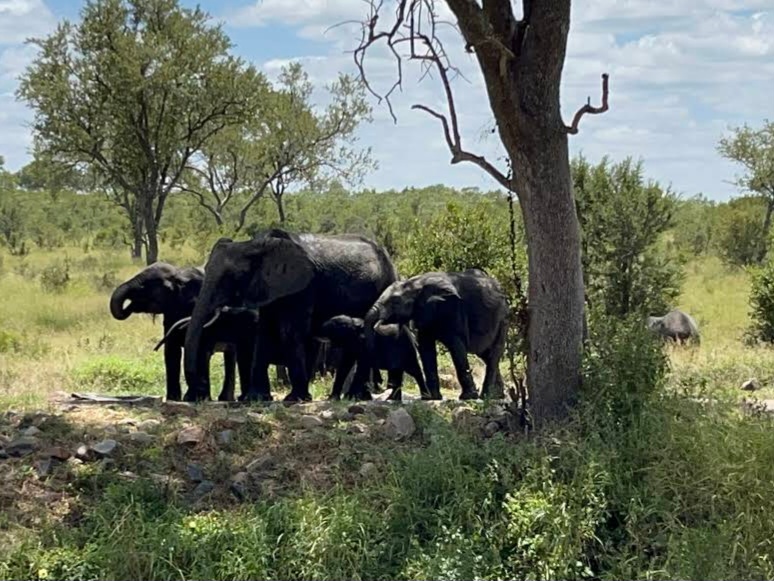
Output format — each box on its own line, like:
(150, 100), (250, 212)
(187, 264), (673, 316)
(109, 228), (510, 403)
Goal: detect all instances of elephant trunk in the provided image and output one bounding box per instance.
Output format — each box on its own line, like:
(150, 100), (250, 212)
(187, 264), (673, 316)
(363, 302), (385, 354)
(109, 282), (133, 320)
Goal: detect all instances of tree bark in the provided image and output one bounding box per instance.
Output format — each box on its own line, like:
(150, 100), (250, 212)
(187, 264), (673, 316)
(275, 193), (286, 224)
(141, 195), (160, 265)
(758, 198), (774, 263)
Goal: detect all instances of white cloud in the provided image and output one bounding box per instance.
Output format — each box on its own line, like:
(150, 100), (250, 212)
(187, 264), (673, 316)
(0, 0), (56, 45)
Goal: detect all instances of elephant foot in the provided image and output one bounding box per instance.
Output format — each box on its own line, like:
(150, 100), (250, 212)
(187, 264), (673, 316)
(240, 391), (273, 403)
(459, 390), (480, 401)
(218, 393), (235, 402)
(345, 390), (373, 401)
(284, 392), (312, 403)
(387, 388), (402, 401)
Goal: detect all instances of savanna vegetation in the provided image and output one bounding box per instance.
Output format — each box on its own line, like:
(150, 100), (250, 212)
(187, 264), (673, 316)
(2, 0), (774, 579)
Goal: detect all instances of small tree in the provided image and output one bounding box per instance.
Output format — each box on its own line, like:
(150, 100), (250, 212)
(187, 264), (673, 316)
(714, 196), (768, 267)
(748, 258), (774, 344)
(672, 194), (716, 257)
(180, 63), (374, 230)
(574, 155), (682, 317)
(718, 120), (774, 263)
(18, 0), (264, 264)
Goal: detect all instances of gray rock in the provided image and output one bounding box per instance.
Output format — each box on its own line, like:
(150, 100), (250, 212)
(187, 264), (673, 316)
(103, 425), (118, 435)
(247, 411), (264, 421)
(370, 404), (391, 419)
(192, 480), (215, 499)
(359, 462), (378, 478)
(385, 408), (416, 440)
(347, 422), (370, 436)
(348, 404), (366, 416)
(452, 406), (482, 431)
(336, 411), (355, 422)
(186, 463), (205, 483)
(246, 454), (275, 473)
(483, 421), (500, 437)
(742, 378), (761, 391)
(36, 458), (53, 477)
(320, 409), (336, 421)
(162, 401), (198, 418)
(300, 415), (324, 429)
(5, 437), (38, 457)
(117, 418), (138, 426)
(138, 419), (162, 430)
(177, 426), (205, 445)
(21, 426), (42, 437)
(0, 450), (8, 460)
(217, 430), (234, 447)
(128, 431), (155, 445)
(91, 439), (118, 456)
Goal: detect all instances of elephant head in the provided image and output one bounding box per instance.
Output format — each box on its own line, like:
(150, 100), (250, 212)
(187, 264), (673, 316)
(109, 262), (203, 321)
(319, 315), (365, 347)
(183, 230), (315, 398)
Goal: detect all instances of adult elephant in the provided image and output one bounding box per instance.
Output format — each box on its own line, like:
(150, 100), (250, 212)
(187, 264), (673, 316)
(183, 228), (399, 402)
(109, 262), (234, 401)
(360, 268), (508, 400)
(647, 309), (701, 345)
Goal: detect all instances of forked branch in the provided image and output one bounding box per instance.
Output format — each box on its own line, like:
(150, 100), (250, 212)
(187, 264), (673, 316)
(351, 0), (514, 191)
(566, 73), (610, 135)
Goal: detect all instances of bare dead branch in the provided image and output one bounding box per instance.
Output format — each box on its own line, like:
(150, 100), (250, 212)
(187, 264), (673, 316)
(566, 73), (610, 135)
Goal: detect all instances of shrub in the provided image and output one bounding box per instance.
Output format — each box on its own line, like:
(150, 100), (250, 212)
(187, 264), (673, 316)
(91, 271), (119, 293)
(747, 259), (774, 343)
(39, 260), (71, 293)
(714, 195), (767, 266)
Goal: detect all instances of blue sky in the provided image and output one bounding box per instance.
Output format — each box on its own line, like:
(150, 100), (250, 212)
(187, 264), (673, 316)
(1, 0), (773, 201)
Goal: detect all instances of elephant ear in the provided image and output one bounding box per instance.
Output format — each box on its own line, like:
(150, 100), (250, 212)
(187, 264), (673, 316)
(250, 232), (315, 306)
(413, 281), (462, 330)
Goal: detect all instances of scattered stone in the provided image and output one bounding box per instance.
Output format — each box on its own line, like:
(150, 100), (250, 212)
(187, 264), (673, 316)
(217, 430), (234, 447)
(452, 406), (482, 431)
(483, 421), (501, 438)
(35, 458), (53, 477)
(43, 446), (71, 461)
(177, 426), (205, 446)
(0, 450), (8, 460)
(67, 457), (83, 468)
(192, 480), (215, 499)
(742, 378), (761, 392)
(162, 401), (198, 418)
(128, 431), (155, 445)
(118, 418), (138, 426)
(246, 455), (275, 473)
(320, 409), (336, 421)
(5, 437), (38, 457)
(186, 463), (205, 483)
(230, 471), (250, 500)
(119, 471), (138, 480)
(75, 444), (90, 461)
(223, 415), (248, 428)
(359, 462), (378, 478)
(138, 419), (162, 430)
(370, 404), (391, 419)
(103, 425), (118, 435)
(91, 439), (118, 457)
(99, 458), (115, 470)
(300, 415), (324, 429)
(247, 411), (264, 421)
(385, 408), (416, 440)
(21, 426), (42, 437)
(336, 411), (355, 422)
(347, 422), (370, 437)
(348, 404), (366, 416)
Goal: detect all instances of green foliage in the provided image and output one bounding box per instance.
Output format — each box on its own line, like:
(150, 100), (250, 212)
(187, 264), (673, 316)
(747, 258), (774, 343)
(714, 195), (768, 266)
(39, 259), (71, 293)
(71, 355), (166, 393)
(671, 194), (717, 257)
(574, 155), (683, 316)
(0, 202), (29, 256)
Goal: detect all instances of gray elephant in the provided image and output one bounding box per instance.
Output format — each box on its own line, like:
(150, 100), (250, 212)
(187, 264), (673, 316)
(152, 307), (260, 401)
(109, 262), (228, 401)
(647, 309), (700, 345)
(358, 268), (509, 400)
(183, 229), (399, 402)
(318, 315), (427, 401)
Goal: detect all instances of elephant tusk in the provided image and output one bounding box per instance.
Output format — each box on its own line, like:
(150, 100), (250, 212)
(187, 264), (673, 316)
(202, 309), (222, 329)
(153, 317), (192, 351)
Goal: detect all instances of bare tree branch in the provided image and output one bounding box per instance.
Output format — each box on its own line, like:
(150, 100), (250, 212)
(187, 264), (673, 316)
(566, 73), (610, 135)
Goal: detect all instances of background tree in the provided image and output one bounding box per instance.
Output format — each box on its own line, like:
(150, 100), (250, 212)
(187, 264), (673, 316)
(573, 155), (682, 317)
(17, 0), (265, 264)
(718, 120), (774, 263)
(714, 196), (768, 267)
(671, 194), (717, 258)
(180, 62), (374, 231)
(353, 0), (609, 421)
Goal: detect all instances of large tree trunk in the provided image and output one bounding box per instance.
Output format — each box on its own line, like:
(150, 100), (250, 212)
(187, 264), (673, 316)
(758, 198), (774, 263)
(513, 135), (584, 422)
(142, 197), (159, 265)
(131, 227), (143, 261)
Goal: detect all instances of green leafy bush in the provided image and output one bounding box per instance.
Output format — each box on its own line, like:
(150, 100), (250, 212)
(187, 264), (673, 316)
(39, 260), (71, 293)
(747, 259), (774, 343)
(714, 195), (768, 266)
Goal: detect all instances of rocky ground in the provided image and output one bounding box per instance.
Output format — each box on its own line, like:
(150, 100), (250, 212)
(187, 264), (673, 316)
(0, 392), (523, 535)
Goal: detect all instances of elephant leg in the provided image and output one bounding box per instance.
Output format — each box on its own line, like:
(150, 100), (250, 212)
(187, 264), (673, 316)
(329, 352), (356, 401)
(236, 341), (254, 400)
(276, 365), (290, 387)
(242, 333), (273, 402)
(163, 339), (182, 401)
(417, 334), (442, 399)
(481, 323), (506, 399)
(218, 349), (236, 402)
(386, 368), (403, 400)
(406, 355), (433, 400)
(445, 337), (478, 400)
(284, 341), (312, 402)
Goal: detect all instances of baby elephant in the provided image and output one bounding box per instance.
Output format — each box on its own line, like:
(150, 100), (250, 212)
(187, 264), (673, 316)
(318, 315), (428, 401)
(647, 309), (700, 345)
